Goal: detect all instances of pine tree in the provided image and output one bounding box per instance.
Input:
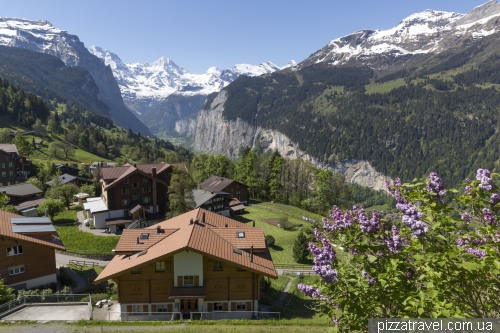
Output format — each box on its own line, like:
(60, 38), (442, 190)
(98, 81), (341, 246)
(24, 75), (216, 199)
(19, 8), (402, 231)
(292, 231), (310, 264)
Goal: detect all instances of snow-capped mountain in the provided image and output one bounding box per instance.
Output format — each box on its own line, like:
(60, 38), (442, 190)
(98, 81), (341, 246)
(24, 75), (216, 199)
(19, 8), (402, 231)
(0, 17), (153, 136)
(300, 0), (500, 71)
(89, 46), (292, 116)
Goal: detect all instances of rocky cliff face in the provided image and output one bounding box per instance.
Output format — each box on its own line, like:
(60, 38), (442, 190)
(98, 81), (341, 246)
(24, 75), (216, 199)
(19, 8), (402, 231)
(175, 90), (389, 191)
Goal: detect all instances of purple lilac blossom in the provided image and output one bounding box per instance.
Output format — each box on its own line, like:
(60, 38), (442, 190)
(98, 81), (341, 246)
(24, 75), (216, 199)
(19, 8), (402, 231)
(333, 315), (341, 327)
(482, 208), (498, 226)
(427, 172), (446, 197)
(354, 206), (380, 233)
(456, 238), (465, 246)
(464, 186), (472, 194)
(490, 194), (500, 208)
(310, 229), (338, 284)
(477, 169), (493, 191)
(461, 212), (471, 225)
(466, 248), (487, 258)
(298, 284), (321, 298)
(385, 225), (403, 253)
(466, 178), (471, 183)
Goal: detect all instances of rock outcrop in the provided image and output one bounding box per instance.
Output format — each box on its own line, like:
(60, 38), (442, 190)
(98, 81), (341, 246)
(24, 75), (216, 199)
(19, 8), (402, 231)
(176, 90), (389, 191)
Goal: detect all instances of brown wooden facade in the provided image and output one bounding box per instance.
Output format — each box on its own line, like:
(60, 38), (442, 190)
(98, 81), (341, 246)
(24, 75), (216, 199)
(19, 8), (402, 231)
(0, 235), (57, 288)
(114, 253), (260, 314)
(0, 150), (17, 186)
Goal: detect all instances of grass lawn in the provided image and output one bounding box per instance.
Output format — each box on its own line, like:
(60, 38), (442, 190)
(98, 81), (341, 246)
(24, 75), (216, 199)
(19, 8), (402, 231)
(234, 204), (315, 265)
(52, 209), (78, 225)
(55, 224), (119, 255)
(365, 78), (406, 94)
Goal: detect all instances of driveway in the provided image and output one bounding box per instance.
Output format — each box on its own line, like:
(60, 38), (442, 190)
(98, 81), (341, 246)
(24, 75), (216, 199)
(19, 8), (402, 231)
(2, 304), (90, 321)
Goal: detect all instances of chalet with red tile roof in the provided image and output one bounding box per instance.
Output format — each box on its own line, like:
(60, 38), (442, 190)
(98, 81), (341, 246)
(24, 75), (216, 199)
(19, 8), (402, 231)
(0, 212), (65, 290)
(95, 208), (276, 320)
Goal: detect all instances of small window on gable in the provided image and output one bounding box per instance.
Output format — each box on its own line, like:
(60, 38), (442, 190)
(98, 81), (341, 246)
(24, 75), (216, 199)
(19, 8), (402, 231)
(213, 260), (223, 271)
(237, 232), (245, 238)
(140, 233), (149, 240)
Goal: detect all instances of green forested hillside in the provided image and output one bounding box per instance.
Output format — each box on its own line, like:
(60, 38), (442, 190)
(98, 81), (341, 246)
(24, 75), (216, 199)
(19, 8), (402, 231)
(0, 46), (111, 117)
(217, 47), (500, 186)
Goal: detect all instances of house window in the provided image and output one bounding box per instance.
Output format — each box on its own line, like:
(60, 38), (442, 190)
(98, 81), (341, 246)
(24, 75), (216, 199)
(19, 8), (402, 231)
(131, 267), (142, 274)
(142, 186), (151, 193)
(0, 163), (4, 168)
(183, 276), (194, 286)
(8, 162), (13, 167)
(9, 171), (13, 177)
(140, 233), (149, 240)
(143, 177), (149, 183)
(213, 260), (223, 271)
(8, 265), (25, 276)
(121, 188), (129, 195)
(237, 232), (245, 238)
(133, 193), (139, 200)
(132, 183), (139, 189)
(214, 302), (223, 311)
(236, 302), (246, 310)
(132, 304), (142, 315)
(7, 246), (23, 257)
(122, 199), (129, 206)
(142, 196), (150, 204)
(1, 172), (5, 177)
(155, 261), (165, 272)
(123, 178), (129, 185)
(157, 304), (167, 313)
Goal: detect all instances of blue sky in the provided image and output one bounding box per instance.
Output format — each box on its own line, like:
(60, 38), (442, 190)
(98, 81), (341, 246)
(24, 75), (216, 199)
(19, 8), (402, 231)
(1, 0), (488, 73)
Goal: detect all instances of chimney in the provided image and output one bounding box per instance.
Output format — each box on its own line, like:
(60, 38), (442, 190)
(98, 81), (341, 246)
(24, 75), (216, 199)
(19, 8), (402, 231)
(225, 223), (228, 228)
(202, 212), (205, 224)
(190, 218), (194, 225)
(250, 245), (254, 263)
(252, 220), (255, 227)
(133, 163), (136, 168)
(152, 167), (157, 177)
(136, 237), (140, 244)
(45, 209), (48, 217)
(156, 225), (161, 234)
(195, 218), (199, 224)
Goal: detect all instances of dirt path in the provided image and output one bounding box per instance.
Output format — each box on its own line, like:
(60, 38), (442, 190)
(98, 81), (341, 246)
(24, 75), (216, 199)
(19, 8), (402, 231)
(276, 276), (294, 308)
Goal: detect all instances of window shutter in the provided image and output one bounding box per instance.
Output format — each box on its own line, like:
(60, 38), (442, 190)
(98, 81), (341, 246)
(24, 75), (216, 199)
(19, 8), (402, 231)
(177, 276), (183, 287)
(207, 260), (213, 271)
(167, 304), (173, 312)
(143, 305), (148, 314)
(127, 305), (132, 316)
(231, 302), (236, 311)
(223, 302), (228, 311)
(166, 261), (171, 272)
(151, 304), (157, 313)
(246, 301), (251, 311)
(194, 275), (199, 287)
(208, 303), (213, 312)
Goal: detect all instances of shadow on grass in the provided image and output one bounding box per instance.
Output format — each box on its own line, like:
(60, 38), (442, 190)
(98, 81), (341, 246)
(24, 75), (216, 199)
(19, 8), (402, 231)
(271, 245), (284, 251)
(232, 212), (255, 224)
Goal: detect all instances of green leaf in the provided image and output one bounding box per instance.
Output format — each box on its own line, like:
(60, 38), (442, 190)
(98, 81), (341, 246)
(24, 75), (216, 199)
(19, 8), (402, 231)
(418, 308), (424, 315)
(436, 235), (447, 241)
(462, 262), (478, 271)
(494, 261), (500, 270)
(367, 255), (377, 263)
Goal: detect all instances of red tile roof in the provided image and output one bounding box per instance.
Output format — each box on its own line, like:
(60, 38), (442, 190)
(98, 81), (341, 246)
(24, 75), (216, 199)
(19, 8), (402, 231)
(114, 229), (177, 252)
(95, 208), (276, 284)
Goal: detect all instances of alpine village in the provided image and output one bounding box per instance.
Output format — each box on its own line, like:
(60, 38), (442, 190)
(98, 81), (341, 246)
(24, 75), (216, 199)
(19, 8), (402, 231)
(1, 1), (500, 332)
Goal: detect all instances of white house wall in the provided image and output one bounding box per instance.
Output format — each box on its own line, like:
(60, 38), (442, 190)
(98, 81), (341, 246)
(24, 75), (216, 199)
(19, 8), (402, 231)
(173, 251), (203, 286)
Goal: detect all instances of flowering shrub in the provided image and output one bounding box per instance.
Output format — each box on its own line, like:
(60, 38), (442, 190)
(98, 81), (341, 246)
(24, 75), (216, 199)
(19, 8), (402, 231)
(299, 170), (500, 332)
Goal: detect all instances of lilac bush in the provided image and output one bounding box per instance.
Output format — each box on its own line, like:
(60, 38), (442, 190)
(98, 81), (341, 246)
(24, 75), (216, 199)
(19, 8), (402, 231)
(300, 169), (500, 332)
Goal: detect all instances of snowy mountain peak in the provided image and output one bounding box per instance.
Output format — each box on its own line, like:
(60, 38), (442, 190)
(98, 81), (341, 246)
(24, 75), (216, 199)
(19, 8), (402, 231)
(90, 45), (291, 115)
(301, 0), (500, 69)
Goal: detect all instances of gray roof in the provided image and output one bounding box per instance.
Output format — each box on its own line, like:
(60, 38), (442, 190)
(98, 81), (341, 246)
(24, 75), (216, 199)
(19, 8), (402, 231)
(55, 163), (80, 170)
(90, 161), (115, 168)
(0, 144), (19, 155)
(46, 174), (93, 186)
(0, 183), (43, 198)
(192, 189), (230, 208)
(12, 225), (56, 233)
(198, 176), (247, 192)
(10, 217), (52, 225)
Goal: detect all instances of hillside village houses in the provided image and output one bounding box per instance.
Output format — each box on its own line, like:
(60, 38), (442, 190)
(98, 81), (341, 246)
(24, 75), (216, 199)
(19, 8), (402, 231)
(94, 208), (276, 320)
(0, 144), (31, 185)
(84, 162), (179, 232)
